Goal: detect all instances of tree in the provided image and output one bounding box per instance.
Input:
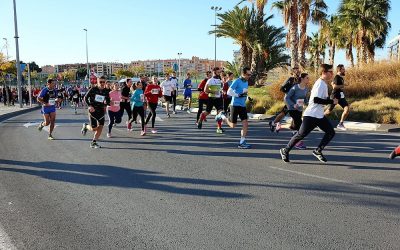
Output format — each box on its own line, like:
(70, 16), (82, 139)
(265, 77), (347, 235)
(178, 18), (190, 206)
(28, 61), (42, 73)
(321, 15), (341, 65)
(115, 69), (134, 79)
(129, 65), (145, 77)
(308, 32), (326, 73)
(76, 68), (87, 79)
(225, 60), (241, 78)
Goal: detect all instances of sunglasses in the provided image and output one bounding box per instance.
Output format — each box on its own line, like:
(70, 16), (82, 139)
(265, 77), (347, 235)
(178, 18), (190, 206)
(99, 81), (106, 83)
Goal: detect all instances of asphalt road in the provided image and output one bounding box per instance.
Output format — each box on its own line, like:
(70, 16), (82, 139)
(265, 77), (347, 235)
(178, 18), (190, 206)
(0, 106), (399, 249)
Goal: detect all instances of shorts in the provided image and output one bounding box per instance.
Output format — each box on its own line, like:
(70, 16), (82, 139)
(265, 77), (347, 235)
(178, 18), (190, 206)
(73, 98), (79, 104)
(206, 97), (223, 113)
(328, 98), (349, 111)
(41, 106), (56, 115)
(184, 89), (192, 99)
(89, 110), (105, 128)
(230, 105), (248, 124)
(164, 95), (172, 102)
(280, 105), (289, 115)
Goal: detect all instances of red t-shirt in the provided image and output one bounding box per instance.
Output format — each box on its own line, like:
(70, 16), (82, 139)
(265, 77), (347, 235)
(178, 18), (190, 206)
(198, 78), (209, 100)
(144, 84), (162, 104)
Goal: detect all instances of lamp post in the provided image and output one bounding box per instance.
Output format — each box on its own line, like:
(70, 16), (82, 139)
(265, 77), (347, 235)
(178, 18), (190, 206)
(211, 6), (222, 68)
(177, 52), (182, 83)
(83, 29), (89, 85)
(12, 0), (23, 108)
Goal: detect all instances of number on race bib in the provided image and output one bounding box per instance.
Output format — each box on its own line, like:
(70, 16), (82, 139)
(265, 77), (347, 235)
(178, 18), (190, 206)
(151, 89), (159, 95)
(340, 92), (345, 99)
(113, 101), (120, 106)
(95, 95), (105, 103)
(48, 99), (56, 105)
(296, 99), (304, 107)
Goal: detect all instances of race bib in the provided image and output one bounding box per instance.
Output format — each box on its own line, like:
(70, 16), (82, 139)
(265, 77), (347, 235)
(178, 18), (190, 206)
(151, 89), (159, 95)
(164, 89), (171, 96)
(113, 101), (120, 106)
(296, 99), (304, 107)
(81, 92), (86, 95)
(95, 94), (105, 103)
(73, 94), (78, 98)
(140, 94), (144, 102)
(340, 92), (345, 99)
(48, 98), (56, 105)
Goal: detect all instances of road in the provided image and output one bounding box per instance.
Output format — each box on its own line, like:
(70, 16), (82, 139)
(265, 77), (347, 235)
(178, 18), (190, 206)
(0, 106), (399, 249)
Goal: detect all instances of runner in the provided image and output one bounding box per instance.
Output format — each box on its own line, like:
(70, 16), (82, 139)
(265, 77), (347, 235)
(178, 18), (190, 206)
(71, 86), (81, 114)
(160, 74), (175, 118)
(223, 72), (234, 115)
(170, 72), (179, 114)
(280, 64), (338, 163)
(120, 79), (133, 130)
(81, 76), (111, 149)
(324, 64), (350, 130)
(269, 66), (301, 133)
(80, 85), (88, 106)
(128, 81), (146, 136)
(389, 145), (400, 159)
(197, 67), (224, 134)
(196, 71), (211, 123)
(56, 85), (65, 109)
(183, 73), (192, 113)
(144, 76), (163, 133)
(216, 67), (251, 148)
(284, 73), (310, 150)
(37, 79), (60, 140)
(107, 82), (122, 138)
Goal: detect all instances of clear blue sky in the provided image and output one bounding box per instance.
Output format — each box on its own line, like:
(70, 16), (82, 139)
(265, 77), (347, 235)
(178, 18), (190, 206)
(1, 0), (399, 67)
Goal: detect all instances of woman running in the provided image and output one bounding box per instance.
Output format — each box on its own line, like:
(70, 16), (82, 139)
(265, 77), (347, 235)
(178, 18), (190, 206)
(128, 82), (146, 135)
(107, 82), (122, 138)
(144, 77), (163, 133)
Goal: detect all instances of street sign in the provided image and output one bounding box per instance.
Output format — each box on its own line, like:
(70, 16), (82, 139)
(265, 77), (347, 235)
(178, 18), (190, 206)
(173, 63), (178, 72)
(20, 63), (26, 71)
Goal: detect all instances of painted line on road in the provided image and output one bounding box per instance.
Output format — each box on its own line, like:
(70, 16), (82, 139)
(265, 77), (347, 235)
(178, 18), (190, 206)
(0, 223), (17, 250)
(267, 166), (400, 196)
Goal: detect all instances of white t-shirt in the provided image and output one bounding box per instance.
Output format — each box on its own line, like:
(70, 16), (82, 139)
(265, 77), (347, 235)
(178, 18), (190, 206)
(303, 78), (329, 119)
(160, 80), (175, 96)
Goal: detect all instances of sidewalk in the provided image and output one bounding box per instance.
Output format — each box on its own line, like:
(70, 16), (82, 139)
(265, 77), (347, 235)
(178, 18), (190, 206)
(0, 104), (40, 122)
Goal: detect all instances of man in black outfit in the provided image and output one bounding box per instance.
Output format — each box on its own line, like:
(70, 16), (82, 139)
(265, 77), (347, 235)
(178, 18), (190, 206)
(120, 78), (133, 130)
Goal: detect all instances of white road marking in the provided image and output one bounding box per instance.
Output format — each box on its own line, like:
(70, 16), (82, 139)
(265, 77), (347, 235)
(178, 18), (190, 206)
(23, 122), (58, 133)
(267, 165), (400, 195)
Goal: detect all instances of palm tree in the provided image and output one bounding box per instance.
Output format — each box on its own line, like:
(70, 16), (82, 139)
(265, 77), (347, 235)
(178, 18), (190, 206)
(321, 15), (341, 65)
(338, 0), (391, 65)
(308, 32), (326, 73)
(272, 0), (299, 68)
(298, 0), (328, 69)
(210, 6), (254, 68)
(225, 60), (241, 78)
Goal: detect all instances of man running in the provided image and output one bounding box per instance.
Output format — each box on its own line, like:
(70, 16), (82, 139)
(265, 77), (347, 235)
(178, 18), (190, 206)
(216, 67), (252, 148)
(197, 67), (224, 134)
(120, 79), (133, 131)
(81, 76), (111, 148)
(223, 72), (234, 115)
(269, 66), (301, 133)
(280, 64), (338, 163)
(160, 74), (175, 118)
(170, 72), (179, 114)
(71, 86), (81, 114)
(37, 79), (59, 140)
(144, 77), (163, 133)
(183, 73), (192, 112)
(324, 64), (350, 131)
(196, 71), (211, 123)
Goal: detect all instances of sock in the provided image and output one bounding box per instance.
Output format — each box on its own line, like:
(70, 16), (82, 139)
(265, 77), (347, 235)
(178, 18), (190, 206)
(240, 137), (245, 144)
(217, 120), (222, 128)
(200, 113), (206, 122)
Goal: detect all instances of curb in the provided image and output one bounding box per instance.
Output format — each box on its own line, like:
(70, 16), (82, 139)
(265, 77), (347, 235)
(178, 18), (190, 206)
(0, 105), (41, 123)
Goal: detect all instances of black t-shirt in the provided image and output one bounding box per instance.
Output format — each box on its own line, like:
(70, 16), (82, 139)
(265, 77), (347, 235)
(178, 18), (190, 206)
(121, 85), (130, 102)
(331, 75), (344, 99)
(72, 89), (80, 99)
(84, 86), (110, 110)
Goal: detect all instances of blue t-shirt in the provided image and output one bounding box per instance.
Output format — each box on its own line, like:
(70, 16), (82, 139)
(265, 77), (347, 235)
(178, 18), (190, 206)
(184, 79), (192, 95)
(230, 78), (248, 107)
(39, 87), (58, 107)
(130, 89), (144, 107)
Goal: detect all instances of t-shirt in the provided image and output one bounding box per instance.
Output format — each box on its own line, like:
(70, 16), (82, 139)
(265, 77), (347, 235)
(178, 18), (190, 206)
(39, 87), (58, 107)
(207, 77), (222, 98)
(331, 74), (345, 99)
(184, 79), (192, 95)
(121, 85), (131, 102)
(72, 89), (80, 100)
(144, 84), (162, 104)
(160, 80), (175, 97)
(230, 78), (248, 107)
(170, 77), (179, 91)
(130, 89), (144, 107)
(198, 78), (209, 100)
(285, 84), (308, 111)
(108, 90), (121, 112)
(303, 78), (329, 119)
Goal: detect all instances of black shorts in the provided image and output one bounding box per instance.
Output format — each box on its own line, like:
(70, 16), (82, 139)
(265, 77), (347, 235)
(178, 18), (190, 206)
(328, 98), (349, 111)
(280, 105), (289, 115)
(89, 110), (105, 128)
(230, 105), (248, 124)
(73, 98), (79, 104)
(164, 95), (172, 102)
(206, 97), (223, 113)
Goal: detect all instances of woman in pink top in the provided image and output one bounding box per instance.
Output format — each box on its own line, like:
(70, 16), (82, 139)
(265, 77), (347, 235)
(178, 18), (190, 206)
(107, 82), (122, 138)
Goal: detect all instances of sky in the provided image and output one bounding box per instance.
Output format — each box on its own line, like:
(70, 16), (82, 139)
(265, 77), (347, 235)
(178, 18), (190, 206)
(1, 0), (399, 67)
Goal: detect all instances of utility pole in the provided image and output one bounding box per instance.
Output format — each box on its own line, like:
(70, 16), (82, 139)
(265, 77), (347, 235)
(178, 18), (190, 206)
(211, 6), (222, 68)
(13, 0), (23, 108)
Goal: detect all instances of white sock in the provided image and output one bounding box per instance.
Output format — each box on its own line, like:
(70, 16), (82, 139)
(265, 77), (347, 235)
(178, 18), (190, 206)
(240, 137), (245, 144)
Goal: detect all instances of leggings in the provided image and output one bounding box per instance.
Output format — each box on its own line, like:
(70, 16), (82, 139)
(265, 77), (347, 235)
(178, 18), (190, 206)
(145, 102), (158, 128)
(197, 99), (208, 121)
(171, 91), (177, 112)
(120, 101), (132, 120)
(107, 110), (122, 133)
(288, 110), (303, 131)
(286, 116), (335, 152)
(129, 106), (145, 130)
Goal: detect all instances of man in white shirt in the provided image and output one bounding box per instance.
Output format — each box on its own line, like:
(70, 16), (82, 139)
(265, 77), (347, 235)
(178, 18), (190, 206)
(160, 74), (175, 118)
(280, 64), (338, 163)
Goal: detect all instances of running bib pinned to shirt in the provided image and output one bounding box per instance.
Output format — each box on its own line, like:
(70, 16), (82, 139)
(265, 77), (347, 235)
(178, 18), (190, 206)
(140, 94), (144, 102)
(95, 95), (105, 103)
(340, 92), (345, 99)
(113, 101), (120, 106)
(151, 89), (159, 95)
(73, 94), (78, 98)
(296, 99), (305, 107)
(48, 98), (56, 106)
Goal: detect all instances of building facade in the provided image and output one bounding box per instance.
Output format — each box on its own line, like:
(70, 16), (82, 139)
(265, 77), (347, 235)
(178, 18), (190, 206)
(388, 34), (400, 61)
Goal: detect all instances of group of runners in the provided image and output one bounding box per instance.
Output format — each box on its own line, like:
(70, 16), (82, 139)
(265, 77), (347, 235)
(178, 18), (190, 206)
(34, 65), (399, 161)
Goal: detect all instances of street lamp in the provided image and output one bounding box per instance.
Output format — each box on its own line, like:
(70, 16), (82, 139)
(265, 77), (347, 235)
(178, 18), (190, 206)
(177, 52), (182, 83)
(83, 28), (89, 85)
(12, 0), (23, 108)
(211, 6), (222, 68)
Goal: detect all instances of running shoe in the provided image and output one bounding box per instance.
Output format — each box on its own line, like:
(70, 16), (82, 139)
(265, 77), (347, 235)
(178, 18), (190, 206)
(216, 128), (223, 134)
(173, 111), (177, 114)
(151, 129), (158, 134)
(294, 141), (307, 150)
(312, 150), (327, 163)
(275, 122), (282, 133)
(268, 121), (276, 132)
(336, 122), (347, 131)
(238, 141), (251, 149)
(187, 109), (191, 114)
(389, 146), (400, 159)
(280, 148), (290, 163)
(48, 135), (54, 140)
(90, 142), (101, 149)
(81, 123), (88, 136)
(197, 120), (203, 129)
(37, 122), (44, 132)
(167, 114), (171, 118)
(140, 130), (146, 136)
(127, 122), (132, 131)
(107, 133), (112, 138)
